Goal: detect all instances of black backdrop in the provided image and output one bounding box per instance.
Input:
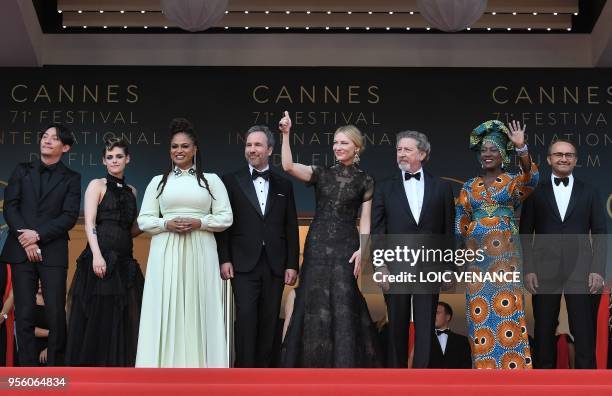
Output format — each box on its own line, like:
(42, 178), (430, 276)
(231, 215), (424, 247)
(1, 66), (611, 247)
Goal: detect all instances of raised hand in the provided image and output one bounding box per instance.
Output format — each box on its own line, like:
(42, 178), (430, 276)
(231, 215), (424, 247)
(278, 111), (292, 134)
(508, 120), (526, 148)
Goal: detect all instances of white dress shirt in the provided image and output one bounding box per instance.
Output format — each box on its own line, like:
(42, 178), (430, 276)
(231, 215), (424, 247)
(250, 164), (270, 215)
(402, 167), (425, 224)
(551, 173), (573, 221)
(436, 329), (449, 354)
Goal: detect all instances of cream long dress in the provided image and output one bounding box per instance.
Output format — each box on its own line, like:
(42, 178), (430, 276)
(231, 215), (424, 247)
(135, 169), (233, 367)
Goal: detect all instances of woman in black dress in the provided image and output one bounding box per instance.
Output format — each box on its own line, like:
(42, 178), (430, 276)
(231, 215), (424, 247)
(278, 111), (381, 367)
(65, 138), (144, 366)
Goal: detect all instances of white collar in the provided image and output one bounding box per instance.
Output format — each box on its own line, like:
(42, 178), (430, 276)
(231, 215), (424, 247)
(249, 164), (270, 175)
(173, 165), (197, 177)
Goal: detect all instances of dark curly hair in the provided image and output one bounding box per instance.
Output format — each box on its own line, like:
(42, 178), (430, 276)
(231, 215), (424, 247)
(156, 118), (214, 199)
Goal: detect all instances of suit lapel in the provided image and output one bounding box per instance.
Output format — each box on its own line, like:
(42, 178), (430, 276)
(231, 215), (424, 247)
(237, 168), (264, 217)
(563, 178), (582, 222)
(418, 172), (433, 225)
(393, 173), (417, 227)
(433, 334), (444, 356)
(29, 161), (41, 199)
(263, 173), (279, 218)
(544, 181), (562, 223)
(40, 162), (67, 201)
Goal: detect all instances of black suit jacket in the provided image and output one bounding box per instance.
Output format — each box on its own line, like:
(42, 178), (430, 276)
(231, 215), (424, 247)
(520, 176), (607, 282)
(372, 169), (455, 236)
(371, 169), (455, 290)
(216, 167), (299, 276)
(428, 330), (472, 369)
(1, 160), (81, 266)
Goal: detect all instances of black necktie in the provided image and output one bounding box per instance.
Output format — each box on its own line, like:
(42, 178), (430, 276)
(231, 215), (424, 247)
(554, 177), (569, 187)
(404, 171), (421, 181)
(436, 329), (449, 336)
(252, 169), (270, 181)
(39, 163), (56, 194)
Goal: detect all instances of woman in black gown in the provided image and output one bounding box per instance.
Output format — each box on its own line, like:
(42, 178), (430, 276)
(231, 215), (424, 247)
(278, 111), (382, 367)
(65, 138), (144, 366)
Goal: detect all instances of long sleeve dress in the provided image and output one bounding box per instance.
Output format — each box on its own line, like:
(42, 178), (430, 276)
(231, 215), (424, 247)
(135, 169), (233, 367)
(455, 163), (538, 369)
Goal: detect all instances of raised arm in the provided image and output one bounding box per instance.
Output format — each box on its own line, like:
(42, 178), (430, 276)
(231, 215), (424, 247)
(508, 120), (532, 175)
(279, 111), (313, 183)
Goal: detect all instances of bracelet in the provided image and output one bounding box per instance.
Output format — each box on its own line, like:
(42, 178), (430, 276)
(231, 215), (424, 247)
(515, 144), (528, 154)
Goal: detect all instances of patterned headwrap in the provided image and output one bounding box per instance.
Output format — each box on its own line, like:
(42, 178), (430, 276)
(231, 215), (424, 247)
(469, 120), (514, 167)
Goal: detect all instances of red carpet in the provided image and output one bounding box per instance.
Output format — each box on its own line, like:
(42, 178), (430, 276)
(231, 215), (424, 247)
(0, 368), (611, 395)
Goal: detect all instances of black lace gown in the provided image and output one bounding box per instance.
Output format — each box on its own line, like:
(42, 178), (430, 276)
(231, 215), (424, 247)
(65, 174), (144, 366)
(281, 164), (382, 367)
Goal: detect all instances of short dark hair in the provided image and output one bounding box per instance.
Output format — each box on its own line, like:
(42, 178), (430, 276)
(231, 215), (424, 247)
(102, 137), (129, 157)
(438, 301), (453, 319)
(548, 138), (577, 155)
(245, 125), (275, 148)
(44, 123), (74, 146)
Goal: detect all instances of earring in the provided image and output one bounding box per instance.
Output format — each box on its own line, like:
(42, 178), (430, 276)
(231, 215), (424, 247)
(189, 156), (198, 175)
(354, 152), (360, 164)
(172, 159), (181, 176)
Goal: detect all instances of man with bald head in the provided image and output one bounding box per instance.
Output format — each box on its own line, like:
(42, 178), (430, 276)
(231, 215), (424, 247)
(520, 139), (607, 369)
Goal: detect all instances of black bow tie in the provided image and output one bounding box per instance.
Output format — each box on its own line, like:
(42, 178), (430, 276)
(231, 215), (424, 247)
(252, 169), (270, 181)
(554, 177), (569, 187)
(404, 171), (421, 181)
(436, 329), (449, 336)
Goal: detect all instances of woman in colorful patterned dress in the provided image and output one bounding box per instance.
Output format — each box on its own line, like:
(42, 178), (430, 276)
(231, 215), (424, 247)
(455, 120), (538, 369)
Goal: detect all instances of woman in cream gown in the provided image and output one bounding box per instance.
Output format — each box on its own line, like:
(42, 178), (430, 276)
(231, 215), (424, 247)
(136, 118), (233, 367)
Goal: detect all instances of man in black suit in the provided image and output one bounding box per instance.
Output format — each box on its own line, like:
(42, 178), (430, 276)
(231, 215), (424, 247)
(520, 139), (607, 369)
(1, 124), (81, 366)
(428, 301), (472, 369)
(372, 130), (455, 368)
(216, 125), (299, 367)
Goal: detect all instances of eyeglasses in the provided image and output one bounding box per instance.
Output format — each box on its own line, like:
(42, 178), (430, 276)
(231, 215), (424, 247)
(549, 152), (576, 159)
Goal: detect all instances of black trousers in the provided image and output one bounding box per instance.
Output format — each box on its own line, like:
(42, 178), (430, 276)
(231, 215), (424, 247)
(11, 262), (66, 366)
(231, 249), (285, 367)
(384, 293), (438, 368)
(532, 293), (599, 369)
